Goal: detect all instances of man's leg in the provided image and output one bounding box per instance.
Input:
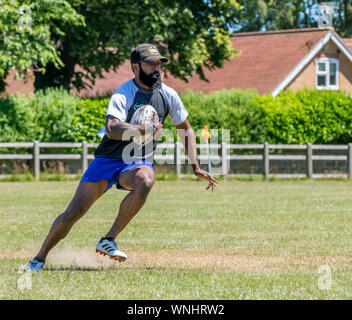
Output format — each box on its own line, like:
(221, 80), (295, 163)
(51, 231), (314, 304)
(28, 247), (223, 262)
(35, 180), (108, 261)
(104, 165), (155, 239)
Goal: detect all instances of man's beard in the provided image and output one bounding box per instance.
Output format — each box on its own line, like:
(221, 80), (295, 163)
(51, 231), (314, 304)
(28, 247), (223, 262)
(138, 62), (161, 89)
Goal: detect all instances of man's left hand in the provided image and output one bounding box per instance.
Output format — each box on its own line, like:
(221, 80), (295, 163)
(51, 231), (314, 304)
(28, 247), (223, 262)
(194, 167), (219, 192)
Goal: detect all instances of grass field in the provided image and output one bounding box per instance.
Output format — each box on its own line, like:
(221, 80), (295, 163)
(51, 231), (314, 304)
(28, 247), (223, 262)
(0, 179), (351, 300)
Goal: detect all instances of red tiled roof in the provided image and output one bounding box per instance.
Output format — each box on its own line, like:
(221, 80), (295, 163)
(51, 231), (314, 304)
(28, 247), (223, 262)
(163, 28), (329, 95)
(342, 38), (352, 53)
(77, 28), (330, 97)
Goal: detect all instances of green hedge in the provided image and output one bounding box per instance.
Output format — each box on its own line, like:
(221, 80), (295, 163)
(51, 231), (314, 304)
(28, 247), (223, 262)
(177, 89), (267, 144)
(72, 98), (108, 142)
(0, 88), (78, 142)
(258, 89), (352, 144)
(0, 89), (108, 143)
(0, 87), (352, 145)
(165, 88), (352, 144)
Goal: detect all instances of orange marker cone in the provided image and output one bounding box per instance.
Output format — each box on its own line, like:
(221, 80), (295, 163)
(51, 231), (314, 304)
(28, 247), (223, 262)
(201, 125), (211, 141)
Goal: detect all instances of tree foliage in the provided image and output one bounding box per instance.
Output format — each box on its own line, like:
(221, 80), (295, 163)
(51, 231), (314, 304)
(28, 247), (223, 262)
(334, 0), (352, 37)
(3, 0), (352, 93)
(0, 0), (84, 91)
(0, 0), (242, 92)
(234, 0), (352, 36)
(33, 0), (242, 91)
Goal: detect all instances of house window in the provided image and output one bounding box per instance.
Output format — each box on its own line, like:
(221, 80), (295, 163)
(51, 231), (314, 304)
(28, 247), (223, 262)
(316, 58), (339, 90)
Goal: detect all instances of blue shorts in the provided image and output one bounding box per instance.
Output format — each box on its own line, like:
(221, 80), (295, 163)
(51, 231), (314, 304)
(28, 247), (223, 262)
(80, 157), (153, 192)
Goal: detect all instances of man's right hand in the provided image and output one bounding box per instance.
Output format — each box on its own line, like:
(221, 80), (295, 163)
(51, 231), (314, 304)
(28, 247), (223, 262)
(152, 111), (163, 139)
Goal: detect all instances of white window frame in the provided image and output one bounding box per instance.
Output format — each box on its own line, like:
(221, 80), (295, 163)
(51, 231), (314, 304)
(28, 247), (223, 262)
(315, 57), (339, 90)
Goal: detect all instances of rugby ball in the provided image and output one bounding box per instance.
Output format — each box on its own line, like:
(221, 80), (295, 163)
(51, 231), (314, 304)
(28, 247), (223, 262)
(130, 104), (157, 146)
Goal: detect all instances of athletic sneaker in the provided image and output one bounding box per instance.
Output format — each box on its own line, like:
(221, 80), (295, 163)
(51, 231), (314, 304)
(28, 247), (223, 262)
(26, 258), (45, 271)
(96, 238), (127, 262)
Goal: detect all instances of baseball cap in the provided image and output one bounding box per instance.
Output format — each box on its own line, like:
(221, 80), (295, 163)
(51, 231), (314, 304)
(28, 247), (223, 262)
(131, 44), (168, 64)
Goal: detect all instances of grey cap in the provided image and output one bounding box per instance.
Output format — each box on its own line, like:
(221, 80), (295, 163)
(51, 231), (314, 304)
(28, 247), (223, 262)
(131, 44), (168, 64)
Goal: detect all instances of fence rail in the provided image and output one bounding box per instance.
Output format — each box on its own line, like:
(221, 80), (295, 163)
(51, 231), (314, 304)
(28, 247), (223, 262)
(0, 141), (352, 180)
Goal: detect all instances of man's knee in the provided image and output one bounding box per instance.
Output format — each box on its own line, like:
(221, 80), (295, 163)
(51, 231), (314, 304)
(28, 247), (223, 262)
(60, 181), (104, 224)
(134, 170), (155, 196)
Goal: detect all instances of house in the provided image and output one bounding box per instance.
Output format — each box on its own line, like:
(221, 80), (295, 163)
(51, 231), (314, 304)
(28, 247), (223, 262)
(4, 28), (352, 97)
(164, 28), (352, 96)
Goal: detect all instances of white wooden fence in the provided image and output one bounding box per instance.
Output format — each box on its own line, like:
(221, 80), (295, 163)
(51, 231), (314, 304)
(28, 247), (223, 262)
(0, 141), (352, 180)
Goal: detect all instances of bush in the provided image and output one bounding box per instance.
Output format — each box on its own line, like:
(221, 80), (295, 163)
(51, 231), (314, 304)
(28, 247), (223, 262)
(1, 87), (352, 146)
(256, 89), (352, 144)
(0, 88), (78, 142)
(71, 98), (108, 142)
(0, 96), (23, 142)
(164, 89), (267, 144)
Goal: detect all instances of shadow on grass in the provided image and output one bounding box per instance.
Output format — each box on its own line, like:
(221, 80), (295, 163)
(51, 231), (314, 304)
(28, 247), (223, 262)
(43, 265), (170, 272)
(44, 266), (111, 272)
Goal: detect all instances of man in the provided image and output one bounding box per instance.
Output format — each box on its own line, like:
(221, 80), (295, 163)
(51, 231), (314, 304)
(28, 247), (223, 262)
(27, 43), (219, 271)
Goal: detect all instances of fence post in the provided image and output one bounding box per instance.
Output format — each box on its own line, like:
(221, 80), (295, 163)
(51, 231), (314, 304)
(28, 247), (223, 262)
(82, 141), (88, 173)
(176, 141), (181, 179)
(264, 142), (269, 180)
(348, 143), (352, 179)
(307, 143), (313, 179)
(221, 142), (228, 180)
(33, 141), (40, 180)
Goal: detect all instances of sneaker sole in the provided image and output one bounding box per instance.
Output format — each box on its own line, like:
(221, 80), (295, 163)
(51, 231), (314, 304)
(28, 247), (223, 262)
(96, 249), (126, 262)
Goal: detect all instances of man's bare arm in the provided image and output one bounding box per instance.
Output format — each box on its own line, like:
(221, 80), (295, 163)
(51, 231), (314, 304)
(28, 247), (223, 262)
(176, 119), (199, 172)
(176, 119), (219, 191)
(105, 114), (162, 140)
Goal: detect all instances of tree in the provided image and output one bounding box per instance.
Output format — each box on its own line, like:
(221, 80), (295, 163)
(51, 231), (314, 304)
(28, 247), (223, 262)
(265, 0), (308, 29)
(234, 0), (319, 32)
(334, 0), (352, 37)
(0, 0), (84, 92)
(233, 0), (352, 36)
(233, 0), (268, 32)
(33, 0), (242, 92)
